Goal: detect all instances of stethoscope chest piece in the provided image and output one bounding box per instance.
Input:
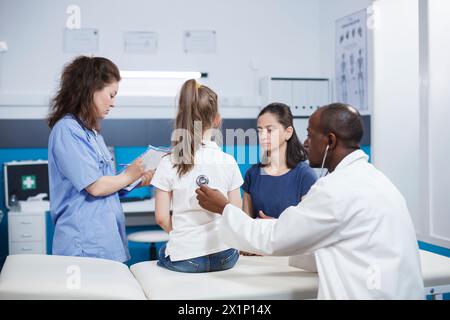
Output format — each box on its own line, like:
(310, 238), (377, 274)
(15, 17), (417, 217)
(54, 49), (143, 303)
(196, 175), (209, 187)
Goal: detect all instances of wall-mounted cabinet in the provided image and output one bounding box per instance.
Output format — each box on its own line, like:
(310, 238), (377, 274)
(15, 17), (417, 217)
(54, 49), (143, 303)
(260, 77), (332, 117)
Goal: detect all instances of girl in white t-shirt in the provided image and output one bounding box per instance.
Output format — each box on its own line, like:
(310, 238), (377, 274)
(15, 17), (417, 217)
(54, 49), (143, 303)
(151, 79), (243, 273)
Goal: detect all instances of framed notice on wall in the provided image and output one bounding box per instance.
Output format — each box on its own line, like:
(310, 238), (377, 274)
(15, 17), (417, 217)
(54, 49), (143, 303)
(64, 28), (99, 53)
(183, 30), (216, 54)
(124, 32), (158, 54)
(335, 9), (368, 113)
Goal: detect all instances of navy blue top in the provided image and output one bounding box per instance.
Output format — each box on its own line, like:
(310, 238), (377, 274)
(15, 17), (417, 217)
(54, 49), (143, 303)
(242, 162), (317, 218)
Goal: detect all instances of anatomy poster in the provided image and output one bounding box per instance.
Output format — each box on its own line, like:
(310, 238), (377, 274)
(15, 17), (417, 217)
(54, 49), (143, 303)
(336, 9), (368, 112)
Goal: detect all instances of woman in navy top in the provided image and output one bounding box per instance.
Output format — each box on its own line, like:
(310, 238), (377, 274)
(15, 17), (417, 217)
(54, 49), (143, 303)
(242, 103), (317, 219)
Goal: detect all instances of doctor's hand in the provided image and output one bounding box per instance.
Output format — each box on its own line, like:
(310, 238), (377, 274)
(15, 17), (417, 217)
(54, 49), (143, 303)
(195, 185), (229, 214)
(140, 170), (155, 187)
(124, 158), (145, 183)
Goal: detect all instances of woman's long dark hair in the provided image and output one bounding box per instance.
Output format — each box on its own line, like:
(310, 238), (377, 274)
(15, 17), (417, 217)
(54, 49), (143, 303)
(258, 102), (308, 168)
(48, 56), (121, 131)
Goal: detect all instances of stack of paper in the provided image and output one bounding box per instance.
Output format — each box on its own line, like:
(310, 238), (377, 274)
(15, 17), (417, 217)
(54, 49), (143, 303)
(123, 146), (170, 191)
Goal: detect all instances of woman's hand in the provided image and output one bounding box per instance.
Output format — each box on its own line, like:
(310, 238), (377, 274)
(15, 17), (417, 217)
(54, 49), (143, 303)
(124, 158), (145, 183)
(238, 210), (273, 256)
(140, 170), (155, 187)
(240, 251), (262, 257)
(258, 210), (275, 219)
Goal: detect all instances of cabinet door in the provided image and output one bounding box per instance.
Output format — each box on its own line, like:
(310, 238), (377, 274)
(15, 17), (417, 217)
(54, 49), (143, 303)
(10, 241), (45, 254)
(9, 215), (44, 242)
(292, 80), (330, 116)
(10, 226), (43, 242)
(270, 80), (293, 106)
(9, 215), (42, 228)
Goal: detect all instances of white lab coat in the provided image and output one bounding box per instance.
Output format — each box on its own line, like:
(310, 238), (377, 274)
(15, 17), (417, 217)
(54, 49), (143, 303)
(220, 150), (424, 299)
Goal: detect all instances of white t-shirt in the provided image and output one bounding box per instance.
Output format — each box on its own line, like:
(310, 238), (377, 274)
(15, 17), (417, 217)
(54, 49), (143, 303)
(151, 140), (244, 261)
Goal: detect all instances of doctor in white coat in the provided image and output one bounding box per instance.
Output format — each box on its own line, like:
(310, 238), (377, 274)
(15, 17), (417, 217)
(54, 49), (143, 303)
(195, 103), (424, 299)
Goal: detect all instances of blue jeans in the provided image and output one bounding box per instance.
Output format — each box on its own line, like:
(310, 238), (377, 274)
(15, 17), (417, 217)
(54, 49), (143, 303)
(157, 245), (239, 273)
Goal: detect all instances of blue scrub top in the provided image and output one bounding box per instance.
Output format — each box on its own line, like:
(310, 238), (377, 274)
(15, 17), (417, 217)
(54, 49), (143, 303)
(242, 162), (317, 218)
(48, 115), (130, 262)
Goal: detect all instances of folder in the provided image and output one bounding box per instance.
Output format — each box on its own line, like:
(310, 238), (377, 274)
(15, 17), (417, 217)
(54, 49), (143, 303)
(122, 145), (170, 192)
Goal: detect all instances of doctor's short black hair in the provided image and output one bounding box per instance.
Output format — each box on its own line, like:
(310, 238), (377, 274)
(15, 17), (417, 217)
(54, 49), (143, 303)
(318, 103), (364, 149)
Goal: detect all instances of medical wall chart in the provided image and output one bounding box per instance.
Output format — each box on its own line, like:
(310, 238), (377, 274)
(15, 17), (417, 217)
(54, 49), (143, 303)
(335, 9), (368, 113)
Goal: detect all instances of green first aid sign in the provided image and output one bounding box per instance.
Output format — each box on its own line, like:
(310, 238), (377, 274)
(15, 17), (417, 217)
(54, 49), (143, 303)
(22, 175), (37, 190)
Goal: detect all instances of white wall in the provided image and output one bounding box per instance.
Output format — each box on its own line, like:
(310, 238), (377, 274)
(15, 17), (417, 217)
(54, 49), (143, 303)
(0, 0), (377, 118)
(372, 0), (421, 230)
(372, 0), (450, 249)
(0, 0), (322, 117)
(424, 0), (450, 248)
(318, 0), (373, 80)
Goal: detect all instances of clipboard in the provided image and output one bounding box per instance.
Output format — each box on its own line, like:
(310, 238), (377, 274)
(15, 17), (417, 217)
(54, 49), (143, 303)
(122, 145), (170, 192)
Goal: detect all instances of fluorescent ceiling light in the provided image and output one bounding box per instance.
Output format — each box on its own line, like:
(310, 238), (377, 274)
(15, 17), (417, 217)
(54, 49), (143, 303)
(120, 71), (201, 79)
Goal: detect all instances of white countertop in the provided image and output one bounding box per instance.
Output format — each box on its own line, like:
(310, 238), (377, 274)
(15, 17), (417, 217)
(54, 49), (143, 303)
(121, 198), (155, 213)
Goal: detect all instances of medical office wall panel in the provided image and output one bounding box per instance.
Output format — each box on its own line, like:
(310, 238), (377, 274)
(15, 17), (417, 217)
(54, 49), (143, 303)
(0, 119), (257, 148)
(372, 0), (422, 233)
(0, 120), (51, 148)
(0, 0), (322, 105)
(425, 0), (450, 249)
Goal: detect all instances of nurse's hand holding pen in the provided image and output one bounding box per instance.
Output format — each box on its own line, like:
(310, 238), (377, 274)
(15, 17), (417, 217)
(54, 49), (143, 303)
(123, 159), (156, 187)
(120, 159), (154, 187)
(122, 159), (145, 185)
(123, 158), (146, 181)
(86, 158), (151, 197)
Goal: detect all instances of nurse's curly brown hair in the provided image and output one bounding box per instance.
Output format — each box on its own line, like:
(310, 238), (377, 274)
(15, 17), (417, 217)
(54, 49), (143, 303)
(47, 56), (121, 131)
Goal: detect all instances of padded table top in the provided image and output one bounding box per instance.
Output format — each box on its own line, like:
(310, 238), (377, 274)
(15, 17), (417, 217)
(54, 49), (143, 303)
(420, 250), (450, 288)
(0, 254), (146, 300)
(130, 250), (450, 300)
(131, 256), (319, 300)
(0, 250), (448, 300)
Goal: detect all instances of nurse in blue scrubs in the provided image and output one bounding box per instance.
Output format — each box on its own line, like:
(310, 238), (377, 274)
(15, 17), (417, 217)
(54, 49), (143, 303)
(243, 103), (317, 221)
(47, 56), (153, 262)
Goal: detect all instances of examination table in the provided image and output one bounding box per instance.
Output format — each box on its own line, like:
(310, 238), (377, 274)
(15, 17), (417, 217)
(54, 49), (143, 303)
(0, 250), (449, 300)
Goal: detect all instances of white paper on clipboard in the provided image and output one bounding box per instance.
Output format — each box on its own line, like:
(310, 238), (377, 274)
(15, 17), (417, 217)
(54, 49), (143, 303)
(123, 145), (170, 191)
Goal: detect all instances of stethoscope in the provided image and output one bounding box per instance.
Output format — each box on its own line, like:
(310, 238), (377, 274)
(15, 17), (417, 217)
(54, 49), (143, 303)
(196, 175), (209, 187)
(319, 145), (329, 178)
(72, 115), (113, 166)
